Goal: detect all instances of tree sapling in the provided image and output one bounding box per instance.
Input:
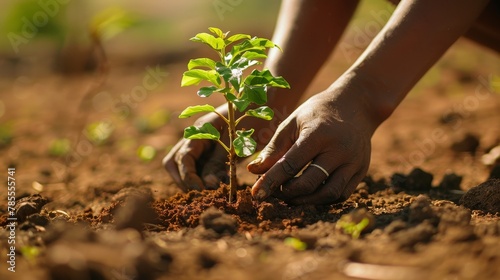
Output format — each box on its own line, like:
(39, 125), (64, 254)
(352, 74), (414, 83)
(179, 27), (290, 202)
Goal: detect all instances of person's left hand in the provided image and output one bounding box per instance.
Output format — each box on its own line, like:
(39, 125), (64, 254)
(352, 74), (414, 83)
(247, 82), (379, 205)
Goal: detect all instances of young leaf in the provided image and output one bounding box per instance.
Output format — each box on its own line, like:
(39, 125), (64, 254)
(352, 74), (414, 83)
(208, 27), (225, 38)
(244, 69), (290, 88)
(242, 50), (267, 60)
(245, 106), (274, 120)
(197, 86), (218, 98)
(190, 32), (225, 51)
(181, 69), (221, 87)
(236, 128), (254, 137)
(231, 57), (259, 72)
(188, 58), (216, 70)
(226, 33), (251, 44)
(183, 123), (220, 140)
(179, 104), (216, 118)
(233, 133), (256, 157)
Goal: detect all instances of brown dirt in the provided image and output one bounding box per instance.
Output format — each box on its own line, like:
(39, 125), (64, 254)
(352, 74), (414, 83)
(1, 39), (500, 280)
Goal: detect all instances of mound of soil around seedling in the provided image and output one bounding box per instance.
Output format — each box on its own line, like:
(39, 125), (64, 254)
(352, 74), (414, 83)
(153, 186), (338, 234)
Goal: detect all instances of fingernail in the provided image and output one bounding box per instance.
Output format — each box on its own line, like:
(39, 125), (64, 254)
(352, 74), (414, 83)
(203, 174), (219, 188)
(249, 157), (262, 166)
(255, 188), (267, 200)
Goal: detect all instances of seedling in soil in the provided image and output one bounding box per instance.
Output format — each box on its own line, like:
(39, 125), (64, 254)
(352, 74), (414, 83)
(336, 217), (370, 239)
(179, 27), (290, 202)
(0, 123), (13, 147)
(48, 138), (71, 157)
(137, 145), (157, 162)
(85, 121), (114, 145)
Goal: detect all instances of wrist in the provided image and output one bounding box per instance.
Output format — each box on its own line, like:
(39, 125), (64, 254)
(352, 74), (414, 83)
(343, 69), (404, 126)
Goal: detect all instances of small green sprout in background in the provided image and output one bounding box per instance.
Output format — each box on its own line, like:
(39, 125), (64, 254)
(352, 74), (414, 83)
(48, 138), (71, 157)
(284, 237), (307, 251)
(179, 27), (290, 202)
(336, 209), (375, 239)
(134, 109), (171, 134)
(89, 6), (139, 42)
(85, 121), (114, 145)
(137, 145), (157, 162)
(0, 122), (13, 147)
(337, 217), (370, 239)
(20, 246), (41, 263)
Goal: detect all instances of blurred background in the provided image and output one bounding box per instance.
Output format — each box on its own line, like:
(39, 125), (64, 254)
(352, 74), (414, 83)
(0, 0), (498, 192)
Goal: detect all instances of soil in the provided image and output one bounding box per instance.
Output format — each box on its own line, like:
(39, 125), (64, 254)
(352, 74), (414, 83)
(1, 39), (500, 280)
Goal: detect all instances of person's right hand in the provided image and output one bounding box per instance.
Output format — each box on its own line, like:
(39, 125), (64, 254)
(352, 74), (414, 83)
(247, 79), (381, 205)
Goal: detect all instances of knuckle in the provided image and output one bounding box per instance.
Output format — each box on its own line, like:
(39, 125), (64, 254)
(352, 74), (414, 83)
(326, 186), (342, 201)
(297, 175), (318, 194)
(278, 157), (302, 177)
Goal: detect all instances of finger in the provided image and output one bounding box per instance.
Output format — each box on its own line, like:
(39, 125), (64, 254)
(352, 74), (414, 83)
(251, 138), (317, 201)
(288, 164), (360, 205)
(175, 140), (211, 192)
(247, 121), (296, 175)
(163, 140), (185, 188)
(201, 143), (228, 189)
(277, 156), (338, 200)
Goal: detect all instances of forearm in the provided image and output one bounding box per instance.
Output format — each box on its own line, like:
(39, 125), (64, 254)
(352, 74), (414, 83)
(265, 0), (359, 112)
(348, 0), (490, 123)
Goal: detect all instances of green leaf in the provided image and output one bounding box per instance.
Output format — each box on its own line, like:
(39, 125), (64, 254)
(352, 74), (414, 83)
(236, 128), (254, 137)
(188, 58), (216, 70)
(226, 33), (251, 44)
(242, 50), (267, 60)
(226, 93), (251, 112)
(230, 37), (277, 59)
(190, 32), (225, 51)
(244, 69), (290, 88)
(216, 62), (243, 92)
(233, 133), (256, 157)
(183, 123), (220, 140)
(215, 62), (232, 82)
(245, 106), (274, 120)
(249, 37), (276, 48)
(178, 104), (216, 118)
(208, 27), (225, 38)
(231, 57), (259, 71)
(181, 69), (220, 87)
(197, 86), (218, 98)
(243, 85), (267, 105)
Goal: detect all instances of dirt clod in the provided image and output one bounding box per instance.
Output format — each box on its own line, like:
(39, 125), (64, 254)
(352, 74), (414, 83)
(15, 194), (49, 223)
(460, 179), (500, 213)
(200, 207), (238, 235)
(437, 173), (463, 190)
(391, 168), (433, 191)
(451, 133), (480, 155)
(409, 195), (438, 225)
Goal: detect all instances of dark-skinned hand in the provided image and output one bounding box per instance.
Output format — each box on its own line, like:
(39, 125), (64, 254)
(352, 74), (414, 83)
(248, 82), (378, 205)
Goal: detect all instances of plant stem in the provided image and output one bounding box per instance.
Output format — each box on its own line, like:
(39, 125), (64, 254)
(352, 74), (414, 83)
(227, 101), (238, 203)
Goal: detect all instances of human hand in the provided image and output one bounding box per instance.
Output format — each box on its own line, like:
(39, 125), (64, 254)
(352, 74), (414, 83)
(247, 82), (379, 205)
(163, 104), (286, 192)
(163, 106), (229, 192)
